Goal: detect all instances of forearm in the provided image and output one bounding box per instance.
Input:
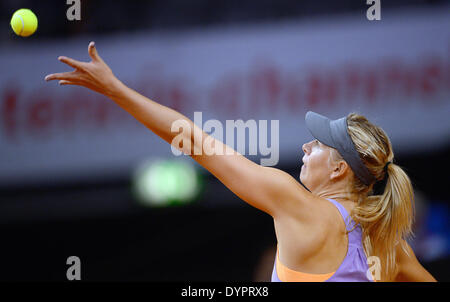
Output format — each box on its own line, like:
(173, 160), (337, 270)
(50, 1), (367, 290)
(45, 42), (211, 156)
(108, 79), (205, 154)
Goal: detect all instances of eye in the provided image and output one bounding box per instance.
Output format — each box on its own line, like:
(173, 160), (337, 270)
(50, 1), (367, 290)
(315, 140), (323, 149)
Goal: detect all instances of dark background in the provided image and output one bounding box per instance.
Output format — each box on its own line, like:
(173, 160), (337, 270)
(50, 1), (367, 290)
(0, 0), (449, 281)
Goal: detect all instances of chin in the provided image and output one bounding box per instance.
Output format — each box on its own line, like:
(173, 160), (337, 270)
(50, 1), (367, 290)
(299, 178), (311, 192)
(299, 172), (305, 184)
(299, 171), (310, 191)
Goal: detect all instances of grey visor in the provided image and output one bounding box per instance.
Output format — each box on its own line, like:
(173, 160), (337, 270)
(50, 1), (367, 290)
(305, 111), (376, 186)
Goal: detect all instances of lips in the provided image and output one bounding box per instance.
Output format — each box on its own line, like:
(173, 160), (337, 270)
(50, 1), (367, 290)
(301, 157), (307, 169)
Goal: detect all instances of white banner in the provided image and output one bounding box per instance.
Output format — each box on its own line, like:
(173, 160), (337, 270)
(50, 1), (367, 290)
(1, 8), (449, 186)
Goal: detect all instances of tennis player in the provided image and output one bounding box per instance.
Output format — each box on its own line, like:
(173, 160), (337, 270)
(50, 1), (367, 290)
(45, 42), (437, 282)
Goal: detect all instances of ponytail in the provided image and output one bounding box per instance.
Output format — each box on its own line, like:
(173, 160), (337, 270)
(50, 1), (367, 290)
(352, 163), (415, 281)
(345, 113), (415, 281)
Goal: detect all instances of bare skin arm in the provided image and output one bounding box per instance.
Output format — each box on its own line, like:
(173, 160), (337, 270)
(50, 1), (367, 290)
(394, 240), (437, 282)
(45, 42), (314, 219)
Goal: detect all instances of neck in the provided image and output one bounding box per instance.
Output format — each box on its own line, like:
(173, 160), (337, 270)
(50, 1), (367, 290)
(313, 187), (359, 204)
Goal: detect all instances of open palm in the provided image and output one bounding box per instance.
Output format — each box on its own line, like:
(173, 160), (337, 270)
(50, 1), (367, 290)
(45, 41), (121, 97)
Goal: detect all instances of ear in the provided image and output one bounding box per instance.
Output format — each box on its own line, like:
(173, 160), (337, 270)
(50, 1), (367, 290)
(329, 160), (350, 181)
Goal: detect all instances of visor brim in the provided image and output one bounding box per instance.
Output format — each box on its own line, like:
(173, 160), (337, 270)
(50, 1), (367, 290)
(305, 111), (336, 148)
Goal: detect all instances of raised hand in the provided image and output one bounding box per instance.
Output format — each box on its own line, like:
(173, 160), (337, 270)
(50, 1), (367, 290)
(45, 41), (122, 97)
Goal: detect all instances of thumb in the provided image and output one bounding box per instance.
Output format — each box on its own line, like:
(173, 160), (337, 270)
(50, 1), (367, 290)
(88, 41), (102, 62)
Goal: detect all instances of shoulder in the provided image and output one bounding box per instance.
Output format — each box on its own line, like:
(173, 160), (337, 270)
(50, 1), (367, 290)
(278, 192), (343, 224)
(275, 194), (345, 241)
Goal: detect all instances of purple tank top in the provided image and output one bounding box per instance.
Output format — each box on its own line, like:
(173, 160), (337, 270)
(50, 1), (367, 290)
(271, 198), (373, 282)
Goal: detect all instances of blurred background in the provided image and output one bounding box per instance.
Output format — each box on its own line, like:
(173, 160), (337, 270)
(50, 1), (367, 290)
(0, 0), (449, 281)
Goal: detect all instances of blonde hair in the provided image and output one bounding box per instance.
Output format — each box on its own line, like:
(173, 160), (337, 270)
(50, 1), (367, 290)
(330, 113), (415, 281)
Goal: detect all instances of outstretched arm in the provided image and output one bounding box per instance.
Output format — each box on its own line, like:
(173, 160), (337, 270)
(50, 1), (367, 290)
(45, 42), (313, 218)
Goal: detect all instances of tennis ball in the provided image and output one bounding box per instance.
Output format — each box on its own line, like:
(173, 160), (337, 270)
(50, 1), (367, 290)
(10, 9), (38, 37)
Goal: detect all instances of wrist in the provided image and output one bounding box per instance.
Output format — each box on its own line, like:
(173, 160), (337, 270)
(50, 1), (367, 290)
(106, 76), (128, 100)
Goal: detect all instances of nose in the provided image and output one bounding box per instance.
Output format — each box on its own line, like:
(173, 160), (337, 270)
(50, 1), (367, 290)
(302, 142), (310, 155)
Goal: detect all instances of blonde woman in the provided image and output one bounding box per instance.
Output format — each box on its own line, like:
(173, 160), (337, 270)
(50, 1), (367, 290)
(45, 42), (437, 282)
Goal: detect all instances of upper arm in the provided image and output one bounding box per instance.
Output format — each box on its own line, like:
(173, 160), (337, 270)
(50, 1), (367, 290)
(191, 135), (313, 218)
(394, 240), (437, 282)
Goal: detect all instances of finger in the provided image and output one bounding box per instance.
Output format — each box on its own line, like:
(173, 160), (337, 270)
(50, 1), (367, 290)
(45, 71), (79, 82)
(59, 80), (75, 85)
(88, 41), (102, 62)
(58, 56), (85, 70)
(58, 80), (74, 85)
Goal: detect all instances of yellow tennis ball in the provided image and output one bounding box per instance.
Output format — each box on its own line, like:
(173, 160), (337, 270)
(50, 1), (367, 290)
(10, 9), (38, 37)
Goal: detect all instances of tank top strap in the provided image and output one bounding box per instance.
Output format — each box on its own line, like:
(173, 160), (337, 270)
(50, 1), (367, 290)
(325, 198), (357, 232)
